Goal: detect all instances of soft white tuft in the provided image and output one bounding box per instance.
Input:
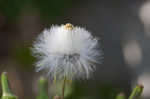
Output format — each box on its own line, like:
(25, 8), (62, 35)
(32, 23), (103, 80)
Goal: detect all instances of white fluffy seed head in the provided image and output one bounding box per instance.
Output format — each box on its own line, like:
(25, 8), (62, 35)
(32, 23), (103, 80)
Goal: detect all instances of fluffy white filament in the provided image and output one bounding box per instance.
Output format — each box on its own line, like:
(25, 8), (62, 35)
(32, 23), (103, 80)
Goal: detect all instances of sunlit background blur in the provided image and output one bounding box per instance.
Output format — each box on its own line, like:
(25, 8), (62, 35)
(0, 0), (150, 99)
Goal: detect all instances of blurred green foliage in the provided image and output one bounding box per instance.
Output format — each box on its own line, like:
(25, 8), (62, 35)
(116, 93), (126, 99)
(0, 0), (72, 20)
(0, 0), (25, 20)
(33, 0), (71, 20)
(65, 82), (122, 99)
(13, 45), (35, 70)
(97, 85), (121, 99)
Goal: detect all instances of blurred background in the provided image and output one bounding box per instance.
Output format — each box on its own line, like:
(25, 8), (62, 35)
(0, 0), (150, 99)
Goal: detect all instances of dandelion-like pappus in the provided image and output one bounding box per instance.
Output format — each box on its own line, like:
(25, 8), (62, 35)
(32, 23), (103, 80)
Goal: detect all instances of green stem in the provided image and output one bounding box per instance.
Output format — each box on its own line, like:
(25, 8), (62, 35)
(1, 72), (17, 99)
(62, 77), (66, 99)
(1, 72), (11, 94)
(129, 85), (144, 99)
(37, 77), (49, 99)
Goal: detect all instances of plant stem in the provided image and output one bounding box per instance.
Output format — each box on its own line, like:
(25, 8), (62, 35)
(129, 84), (144, 99)
(1, 72), (17, 99)
(37, 77), (49, 99)
(62, 77), (66, 99)
(1, 72), (11, 94)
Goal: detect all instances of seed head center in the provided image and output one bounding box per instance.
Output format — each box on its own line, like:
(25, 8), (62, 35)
(65, 23), (74, 30)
